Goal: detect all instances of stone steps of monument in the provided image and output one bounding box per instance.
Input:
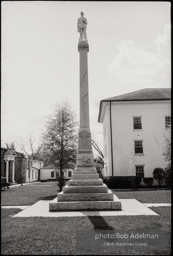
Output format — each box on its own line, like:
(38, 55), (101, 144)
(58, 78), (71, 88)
(68, 179), (103, 186)
(58, 189), (114, 202)
(63, 184), (108, 193)
(73, 170), (98, 174)
(49, 194), (122, 211)
(74, 167), (96, 172)
(72, 173), (99, 180)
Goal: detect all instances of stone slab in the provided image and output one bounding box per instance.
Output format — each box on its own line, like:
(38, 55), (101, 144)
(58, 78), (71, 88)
(73, 170), (97, 174)
(13, 199), (159, 217)
(72, 173), (99, 179)
(68, 179), (103, 186)
(74, 167), (96, 173)
(63, 184), (108, 193)
(58, 189), (113, 202)
(51, 194), (121, 211)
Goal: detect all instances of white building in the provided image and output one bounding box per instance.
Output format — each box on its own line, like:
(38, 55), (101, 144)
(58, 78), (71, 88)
(40, 165), (73, 181)
(25, 158), (43, 182)
(98, 88), (171, 178)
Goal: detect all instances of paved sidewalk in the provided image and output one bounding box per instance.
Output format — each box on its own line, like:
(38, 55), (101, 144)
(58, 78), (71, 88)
(12, 199), (159, 217)
(1, 206), (30, 210)
(144, 203), (171, 207)
(9, 182), (41, 188)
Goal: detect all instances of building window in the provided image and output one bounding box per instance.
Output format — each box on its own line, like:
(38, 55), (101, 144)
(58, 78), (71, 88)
(51, 171), (54, 178)
(165, 116), (171, 129)
(133, 117), (142, 130)
(134, 141), (143, 154)
(136, 165), (144, 178)
(68, 171), (72, 178)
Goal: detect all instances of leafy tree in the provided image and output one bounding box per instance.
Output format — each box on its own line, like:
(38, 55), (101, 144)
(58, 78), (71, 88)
(41, 102), (78, 191)
(153, 168), (166, 187)
(163, 130), (171, 188)
(163, 129), (171, 163)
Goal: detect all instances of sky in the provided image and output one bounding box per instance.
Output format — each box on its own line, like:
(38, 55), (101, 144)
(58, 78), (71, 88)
(1, 1), (171, 155)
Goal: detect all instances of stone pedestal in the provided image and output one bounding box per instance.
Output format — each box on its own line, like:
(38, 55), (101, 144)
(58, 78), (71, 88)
(49, 41), (122, 211)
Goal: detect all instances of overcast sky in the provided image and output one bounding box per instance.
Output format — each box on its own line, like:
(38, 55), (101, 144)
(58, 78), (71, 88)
(1, 1), (171, 154)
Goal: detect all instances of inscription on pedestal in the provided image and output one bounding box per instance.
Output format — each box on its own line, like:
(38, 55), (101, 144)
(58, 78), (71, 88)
(79, 130), (92, 150)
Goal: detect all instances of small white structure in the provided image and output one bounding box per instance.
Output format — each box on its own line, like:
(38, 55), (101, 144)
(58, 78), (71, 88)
(63, 168), (73, 179)
(98, 88), (171, 178)
(40, 165), (73, 181)
(25, 158), (43, 182)
(40, 165), (57, 181)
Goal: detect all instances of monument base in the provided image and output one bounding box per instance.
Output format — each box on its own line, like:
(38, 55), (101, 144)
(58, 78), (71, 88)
(49, 194), (122, 211)
(49, 168), (122, 212)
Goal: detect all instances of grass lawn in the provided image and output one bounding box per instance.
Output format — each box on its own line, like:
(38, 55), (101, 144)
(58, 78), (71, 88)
(1, 181), (58, 206)
(1, 182), (171, 255)
(1, 207), (171, 255)
(1, 181), (171, 206)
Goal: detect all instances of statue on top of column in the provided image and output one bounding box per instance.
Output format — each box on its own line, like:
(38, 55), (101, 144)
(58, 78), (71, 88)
(77, 11), (88, 42)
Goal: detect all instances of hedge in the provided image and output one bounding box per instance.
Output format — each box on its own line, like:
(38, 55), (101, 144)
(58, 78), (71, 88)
(103, 176), (142, 189)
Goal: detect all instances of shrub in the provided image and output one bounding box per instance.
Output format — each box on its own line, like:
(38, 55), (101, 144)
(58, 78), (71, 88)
(96, 167), (105, 180)
(143, 178), (154, 187)
(153, 168), (166, 187)
(103, 176), (142, 189)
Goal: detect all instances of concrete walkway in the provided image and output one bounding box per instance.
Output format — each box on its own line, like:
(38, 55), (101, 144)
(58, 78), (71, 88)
(2, 206), (30, 210)
(144, 203), (171, 207)
(2, 202), (170, 211)
(11, 199), (161, 217)
(8, 182), (41, 188)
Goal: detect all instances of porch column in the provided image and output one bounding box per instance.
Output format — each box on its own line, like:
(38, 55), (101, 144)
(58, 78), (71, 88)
(12, 160), (15, 183)
(30, 169), (32, 181)
(5, 160), (9, 183)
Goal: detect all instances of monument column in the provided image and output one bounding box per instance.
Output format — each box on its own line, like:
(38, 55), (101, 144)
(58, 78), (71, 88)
(76, 41), (94, 168)
(78, 42), (90, 129)
(49, 12), (122, 211)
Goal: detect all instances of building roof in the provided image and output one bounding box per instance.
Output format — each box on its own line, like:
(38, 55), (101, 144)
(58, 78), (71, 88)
(102, 88), (171, 102)
(41, 164), (57, 169)
(4, 149), (17, 156)
(98, 88), (171, 122)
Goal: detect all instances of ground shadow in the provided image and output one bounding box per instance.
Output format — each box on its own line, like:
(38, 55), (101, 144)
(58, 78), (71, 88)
(87, 215), (114, 230)
(40, 195), (57, 200)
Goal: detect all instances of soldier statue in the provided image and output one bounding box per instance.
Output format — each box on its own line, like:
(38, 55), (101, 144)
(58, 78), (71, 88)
(77, 12), (88, 42)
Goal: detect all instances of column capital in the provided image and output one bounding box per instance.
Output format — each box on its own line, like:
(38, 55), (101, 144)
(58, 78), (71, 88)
(78, 41), (89, 52)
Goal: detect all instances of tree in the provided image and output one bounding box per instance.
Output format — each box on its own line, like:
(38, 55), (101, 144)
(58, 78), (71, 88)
(153, 168), (166, 187)
(17, 134), (43, 161)
(163, 129), (171, 188)
(5, 142), (16, 150)
(41, 102), (78, 192)
(163, 129), (171, 163)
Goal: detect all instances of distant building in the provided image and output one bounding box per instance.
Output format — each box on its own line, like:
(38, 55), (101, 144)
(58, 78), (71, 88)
(1, 148), (43, 183)
(40, 165), (73, 181)
(98, 88), (171, 178)
(25, 158), (43, 182)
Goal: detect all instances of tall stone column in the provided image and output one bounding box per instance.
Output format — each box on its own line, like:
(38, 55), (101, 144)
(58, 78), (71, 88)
(49, 12), (122, 211)
(76, 41), (94, 168)
(5, 160), (9, 183)
(12, 160), (15, 183)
